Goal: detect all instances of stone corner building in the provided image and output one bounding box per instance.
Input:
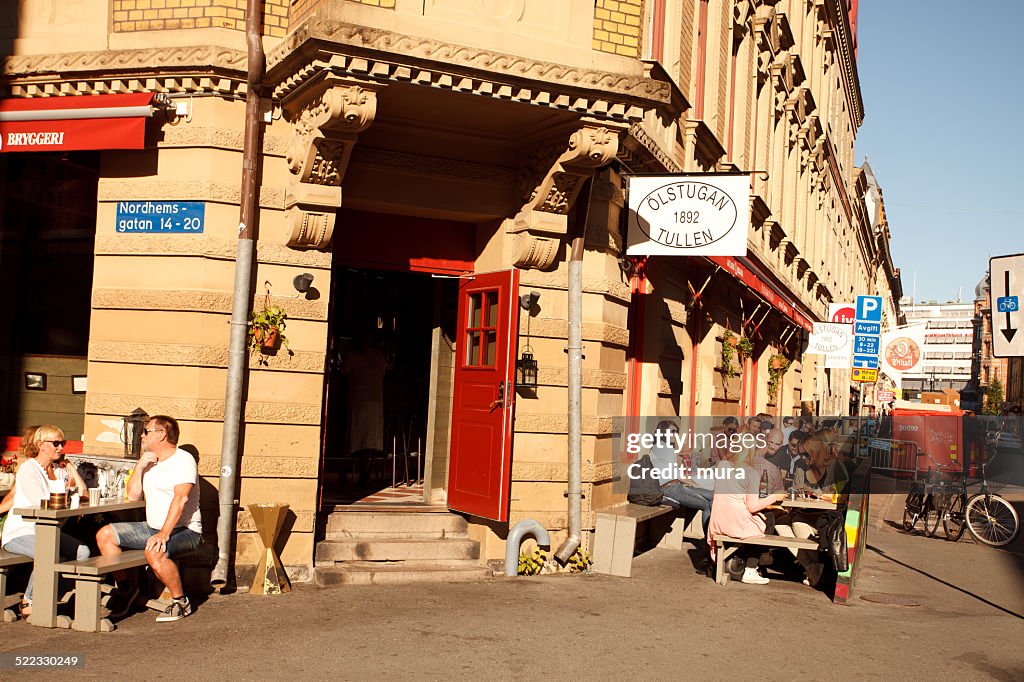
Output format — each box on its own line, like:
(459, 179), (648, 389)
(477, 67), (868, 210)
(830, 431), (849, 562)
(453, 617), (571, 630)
(0, 0), (897, 583)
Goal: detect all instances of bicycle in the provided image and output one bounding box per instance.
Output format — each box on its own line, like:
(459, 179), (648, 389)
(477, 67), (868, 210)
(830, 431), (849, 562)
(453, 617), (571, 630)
(940, 459), (1020, 547)
(902, 468), (944, 537)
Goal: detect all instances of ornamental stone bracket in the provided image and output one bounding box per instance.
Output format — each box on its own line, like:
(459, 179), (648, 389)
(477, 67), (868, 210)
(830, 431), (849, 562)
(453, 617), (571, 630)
(281, 74), (382, 249)
(505, 122), (624, 270)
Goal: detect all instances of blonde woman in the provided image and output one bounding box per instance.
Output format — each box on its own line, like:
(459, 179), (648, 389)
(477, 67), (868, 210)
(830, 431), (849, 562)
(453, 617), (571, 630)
(707, 444), (786, 584)
(0, 426), (39, 516)
(804, 431), (849, 493)
(0, 425), (90, 619)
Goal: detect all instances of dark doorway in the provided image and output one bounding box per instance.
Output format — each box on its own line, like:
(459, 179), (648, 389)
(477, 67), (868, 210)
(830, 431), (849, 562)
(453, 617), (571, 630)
(321, 267), (451, 505)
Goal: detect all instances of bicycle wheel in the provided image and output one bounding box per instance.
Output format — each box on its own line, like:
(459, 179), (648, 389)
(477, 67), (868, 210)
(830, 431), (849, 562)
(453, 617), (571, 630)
(923, 496), (942, 537)
(902, 493), (922, 531)
(965, 494), (1021, 547)
(943, 493), (966, 542)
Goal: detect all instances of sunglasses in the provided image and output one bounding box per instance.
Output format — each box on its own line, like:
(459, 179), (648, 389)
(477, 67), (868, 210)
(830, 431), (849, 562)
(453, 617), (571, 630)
(43, 440), (67, 447)
(143, 428), (165, 435)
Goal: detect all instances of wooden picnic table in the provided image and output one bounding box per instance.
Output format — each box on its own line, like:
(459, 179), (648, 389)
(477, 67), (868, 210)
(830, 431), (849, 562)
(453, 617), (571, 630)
(13, 498), (145, 628)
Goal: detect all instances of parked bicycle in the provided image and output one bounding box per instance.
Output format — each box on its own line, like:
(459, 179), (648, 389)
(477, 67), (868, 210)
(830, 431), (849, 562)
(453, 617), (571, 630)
(902, 468), (945, 537)
(939, 459), (1020, 547)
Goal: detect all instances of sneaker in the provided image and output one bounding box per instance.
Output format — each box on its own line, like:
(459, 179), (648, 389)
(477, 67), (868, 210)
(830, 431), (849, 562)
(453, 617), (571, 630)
(155, 598), (192, 623)
(740, 567), (769, 585)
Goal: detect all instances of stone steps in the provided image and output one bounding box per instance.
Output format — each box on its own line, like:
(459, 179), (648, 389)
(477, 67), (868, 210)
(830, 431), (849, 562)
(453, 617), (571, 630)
(315, 562), (493, 586)
(314, 506), (491, 586)
(315, 537), (480, 563)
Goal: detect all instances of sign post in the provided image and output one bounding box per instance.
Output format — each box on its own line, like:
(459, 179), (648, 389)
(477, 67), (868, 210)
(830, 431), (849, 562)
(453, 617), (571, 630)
(990, 253), (1024, 357)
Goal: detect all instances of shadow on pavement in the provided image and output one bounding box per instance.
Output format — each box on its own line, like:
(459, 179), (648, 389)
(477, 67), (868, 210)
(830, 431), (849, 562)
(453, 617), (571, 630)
(866, 543), (1024, 620)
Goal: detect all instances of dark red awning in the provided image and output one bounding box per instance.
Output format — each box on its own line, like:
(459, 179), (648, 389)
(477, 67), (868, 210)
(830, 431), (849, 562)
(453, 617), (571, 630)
(706, 255), (814, 332)
(0, 93), (158, 153)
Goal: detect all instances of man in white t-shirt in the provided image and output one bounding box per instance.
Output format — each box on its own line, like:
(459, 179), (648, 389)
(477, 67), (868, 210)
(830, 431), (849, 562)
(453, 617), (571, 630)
(96, 415), (202, 622)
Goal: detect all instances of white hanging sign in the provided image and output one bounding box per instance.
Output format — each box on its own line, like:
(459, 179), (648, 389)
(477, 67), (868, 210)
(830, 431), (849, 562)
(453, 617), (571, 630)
(807, 322), (853, 368)
(626, 174), (750, 256)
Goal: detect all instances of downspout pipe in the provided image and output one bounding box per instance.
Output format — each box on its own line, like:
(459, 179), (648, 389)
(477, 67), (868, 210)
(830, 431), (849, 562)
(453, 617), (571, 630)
(504, 519), (551, 577)
(212, 0), (264, 591)
(555, 178), (594, 563)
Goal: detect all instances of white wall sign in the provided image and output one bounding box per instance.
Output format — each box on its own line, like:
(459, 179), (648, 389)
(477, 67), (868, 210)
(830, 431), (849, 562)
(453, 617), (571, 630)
(626, 174), (750, 256)
(807, 322), (853, 368)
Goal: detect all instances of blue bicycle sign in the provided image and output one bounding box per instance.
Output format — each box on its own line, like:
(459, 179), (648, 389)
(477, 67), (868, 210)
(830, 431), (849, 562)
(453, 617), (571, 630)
(997, 296), (1019, 313)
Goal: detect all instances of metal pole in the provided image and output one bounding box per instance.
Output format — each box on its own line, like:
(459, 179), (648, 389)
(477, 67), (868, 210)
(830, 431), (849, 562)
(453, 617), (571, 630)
(555, 179), (593, 563)
(211, 0), (264, 591)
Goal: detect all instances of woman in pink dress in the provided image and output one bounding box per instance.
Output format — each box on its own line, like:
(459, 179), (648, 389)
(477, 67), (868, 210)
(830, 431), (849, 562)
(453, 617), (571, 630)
(707, 444), (785, 584)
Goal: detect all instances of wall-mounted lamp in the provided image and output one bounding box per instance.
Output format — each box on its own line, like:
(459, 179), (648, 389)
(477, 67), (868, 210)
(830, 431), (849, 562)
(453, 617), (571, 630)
(517, 348), (538, 390)
(520, 290), (540, 311)
(293, 273), (314, 293)
(123, 407), (149, 460)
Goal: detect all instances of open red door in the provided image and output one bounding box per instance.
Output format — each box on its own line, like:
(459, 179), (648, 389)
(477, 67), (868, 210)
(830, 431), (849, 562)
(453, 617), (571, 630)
(447, 269), (521, 521)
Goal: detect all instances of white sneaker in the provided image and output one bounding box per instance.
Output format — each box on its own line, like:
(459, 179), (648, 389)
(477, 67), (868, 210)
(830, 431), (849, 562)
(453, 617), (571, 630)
(740, 567), (769, 585)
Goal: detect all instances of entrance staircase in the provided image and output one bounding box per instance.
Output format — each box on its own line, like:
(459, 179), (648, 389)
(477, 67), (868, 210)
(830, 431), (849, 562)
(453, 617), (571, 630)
(314, 505), (493, 586)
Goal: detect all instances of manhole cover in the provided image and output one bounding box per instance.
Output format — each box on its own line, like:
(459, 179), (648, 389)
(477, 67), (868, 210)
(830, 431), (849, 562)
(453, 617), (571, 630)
(859, 593), (920, 607)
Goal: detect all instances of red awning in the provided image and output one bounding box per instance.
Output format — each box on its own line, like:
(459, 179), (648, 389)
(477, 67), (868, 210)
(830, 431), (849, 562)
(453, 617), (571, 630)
(0, 93), (158, 153)
(706, 255), (814, 332)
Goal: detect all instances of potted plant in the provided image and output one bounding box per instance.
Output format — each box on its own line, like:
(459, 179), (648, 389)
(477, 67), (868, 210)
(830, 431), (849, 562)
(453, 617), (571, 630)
(248, 304), (290, 361)
(767, 353), (791, 399)
(720, 330), (739, 379)
(737, 336), (754, 361)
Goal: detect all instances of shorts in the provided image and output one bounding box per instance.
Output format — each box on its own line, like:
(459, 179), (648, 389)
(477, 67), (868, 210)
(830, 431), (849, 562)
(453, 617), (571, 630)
(109, 522), (202, 558)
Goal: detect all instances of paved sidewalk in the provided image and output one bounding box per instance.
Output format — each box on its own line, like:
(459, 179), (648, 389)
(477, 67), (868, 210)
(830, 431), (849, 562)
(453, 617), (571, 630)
(2, 495), (1022, 680)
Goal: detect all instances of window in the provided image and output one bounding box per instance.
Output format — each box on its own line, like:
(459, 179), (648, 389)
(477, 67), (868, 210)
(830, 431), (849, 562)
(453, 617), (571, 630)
(464, 291), (499, 367)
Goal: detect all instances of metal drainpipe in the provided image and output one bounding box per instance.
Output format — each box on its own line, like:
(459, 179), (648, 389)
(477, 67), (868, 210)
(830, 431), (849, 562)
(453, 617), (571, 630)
(555, 178), (594, 563)
(504, 519), (551, 577)
(211, 0), (264, 590)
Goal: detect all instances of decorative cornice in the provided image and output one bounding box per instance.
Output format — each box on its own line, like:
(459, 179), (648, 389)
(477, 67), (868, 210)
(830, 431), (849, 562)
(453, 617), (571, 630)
(620, 122), (682, 174)
(86, 393), (322, 425)
(89, 341), (326, 373)
(267, 19), (668, 121)
(91, 288), (329, 321)
(1, 46), (247, 98)
(93, 236), (333, 269)
(824, 0), (864, 126)
(98, 179), (285, 210)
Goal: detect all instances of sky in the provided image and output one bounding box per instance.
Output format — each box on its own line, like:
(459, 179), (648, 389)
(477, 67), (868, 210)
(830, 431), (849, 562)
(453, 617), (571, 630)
(855, 0), (1024, 304)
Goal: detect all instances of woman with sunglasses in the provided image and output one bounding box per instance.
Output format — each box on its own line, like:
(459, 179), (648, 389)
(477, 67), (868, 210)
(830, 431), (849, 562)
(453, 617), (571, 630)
(0, 425), (90, 619)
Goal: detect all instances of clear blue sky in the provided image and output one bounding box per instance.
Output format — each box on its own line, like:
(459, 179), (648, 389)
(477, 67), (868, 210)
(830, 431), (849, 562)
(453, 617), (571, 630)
(855, 0), (1024, 303)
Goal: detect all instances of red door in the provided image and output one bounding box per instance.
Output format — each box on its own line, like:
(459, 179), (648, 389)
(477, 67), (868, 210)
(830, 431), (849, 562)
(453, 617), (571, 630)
(447, 269), (521, 521)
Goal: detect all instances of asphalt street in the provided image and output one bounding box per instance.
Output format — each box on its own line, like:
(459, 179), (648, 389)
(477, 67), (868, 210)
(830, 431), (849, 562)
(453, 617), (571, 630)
(2, 490), (1022, 680)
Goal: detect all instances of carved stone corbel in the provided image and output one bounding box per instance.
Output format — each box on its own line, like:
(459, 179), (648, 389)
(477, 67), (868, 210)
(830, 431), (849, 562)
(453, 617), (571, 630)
(282, 75), (381, 249)
(505, 123), (622, 270)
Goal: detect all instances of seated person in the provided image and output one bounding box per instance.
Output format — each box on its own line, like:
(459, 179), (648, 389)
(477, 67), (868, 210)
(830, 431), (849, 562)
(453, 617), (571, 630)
(1, 425), (90, 619)
(646, 420), (713, 536)
(96, 415), (202, 623)
(706, 445), (786, 585)
(768, 429), (808, 478)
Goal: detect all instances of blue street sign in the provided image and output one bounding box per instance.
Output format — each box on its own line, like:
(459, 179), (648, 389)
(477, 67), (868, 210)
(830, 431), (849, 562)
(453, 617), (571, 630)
(853, 354), (879, 369)
(116, 201), (205, 233)
(853, 321), (881, 335)
(853, 336), (880, 355)
(856, 295), (883, 322)
(997, 295), (1019, 313)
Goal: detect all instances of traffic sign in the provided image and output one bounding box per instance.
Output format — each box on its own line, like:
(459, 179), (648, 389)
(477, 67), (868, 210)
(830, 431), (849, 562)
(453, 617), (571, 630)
(855, 296), (883, 322)
(877, 390), (895, 402)
(853, 354), (879, 369)
(852, 368), (878, 382)
(990, 253), (1024, 357)
(853, 321), (881, 335)
(853, 336), (880, 355)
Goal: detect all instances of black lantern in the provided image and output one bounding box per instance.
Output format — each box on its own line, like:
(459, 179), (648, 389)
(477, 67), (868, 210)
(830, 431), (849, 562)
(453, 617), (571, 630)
(123, 407), (149, 460)
(517, 348), (538, 390)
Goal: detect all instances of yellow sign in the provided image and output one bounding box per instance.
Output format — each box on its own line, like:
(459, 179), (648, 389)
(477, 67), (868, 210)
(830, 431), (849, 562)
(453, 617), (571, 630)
(852, 368), (877, 383)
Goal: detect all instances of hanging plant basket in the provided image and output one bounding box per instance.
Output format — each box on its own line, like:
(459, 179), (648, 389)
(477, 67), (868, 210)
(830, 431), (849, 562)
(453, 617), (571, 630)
(767, 353), (791, 399)
(737, 336), (754, 361)
(255, 327), (281, 351)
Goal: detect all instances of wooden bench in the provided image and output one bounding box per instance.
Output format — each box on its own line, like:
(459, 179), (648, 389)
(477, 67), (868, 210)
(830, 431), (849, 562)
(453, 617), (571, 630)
(593, 503), (705, 577)
(56, 551), (149, 632)
(712, 534), (819, 585)
(0, 549), (34, 623)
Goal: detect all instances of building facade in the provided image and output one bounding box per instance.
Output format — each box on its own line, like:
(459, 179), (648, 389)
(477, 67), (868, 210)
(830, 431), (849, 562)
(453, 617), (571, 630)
(1, 0), (894, 581)
(900, 299), (974, 399)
